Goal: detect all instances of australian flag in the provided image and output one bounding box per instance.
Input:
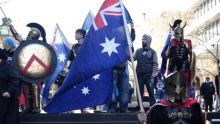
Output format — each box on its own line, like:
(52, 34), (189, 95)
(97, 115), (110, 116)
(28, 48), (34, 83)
(41, 24), (71, 104)
(44, 69), (113, 113)
(82, 11), (94, 31)
(46, 0), (132, 100)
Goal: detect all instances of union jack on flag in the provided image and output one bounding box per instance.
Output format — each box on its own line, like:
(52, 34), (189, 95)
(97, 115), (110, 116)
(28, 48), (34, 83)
(93, 0), (123, 30)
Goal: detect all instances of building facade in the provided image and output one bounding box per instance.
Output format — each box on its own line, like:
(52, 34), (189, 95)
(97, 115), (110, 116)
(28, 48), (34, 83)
(185, 0), (220, 84)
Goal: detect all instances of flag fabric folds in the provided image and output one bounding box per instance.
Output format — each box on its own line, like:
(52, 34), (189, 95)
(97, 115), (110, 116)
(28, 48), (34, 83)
(44, 0), (132, 113)
(41, 24), (71, 104)
(160, 28), (172, 75)
(44, 69), (113, 113)
(46, 0), (132, 100)
(82, 11), (94, 31)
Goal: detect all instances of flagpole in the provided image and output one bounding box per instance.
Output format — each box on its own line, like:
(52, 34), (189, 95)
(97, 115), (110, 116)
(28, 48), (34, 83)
(119, 0), (145, 113)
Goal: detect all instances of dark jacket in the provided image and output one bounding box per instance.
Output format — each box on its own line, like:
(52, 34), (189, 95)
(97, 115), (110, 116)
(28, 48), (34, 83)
(0, 61), (19, 124)
(200, 82), (215, 97)
(0, 62), (19, 96)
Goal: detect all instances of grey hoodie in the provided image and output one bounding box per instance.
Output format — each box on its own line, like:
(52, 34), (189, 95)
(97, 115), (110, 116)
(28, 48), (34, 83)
(133, 34), (158, 77)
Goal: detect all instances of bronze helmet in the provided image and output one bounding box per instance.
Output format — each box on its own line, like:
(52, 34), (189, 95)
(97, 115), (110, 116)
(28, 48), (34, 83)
(169, 19), (186, 41)
(26, 22), (46, 42)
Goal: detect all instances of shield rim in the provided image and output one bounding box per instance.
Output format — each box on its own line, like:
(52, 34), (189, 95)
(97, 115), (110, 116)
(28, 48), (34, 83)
(13, 40), (57, 83)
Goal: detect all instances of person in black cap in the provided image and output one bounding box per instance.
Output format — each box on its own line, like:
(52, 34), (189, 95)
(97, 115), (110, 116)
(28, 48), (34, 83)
(0, 48), (19, 124)
(200, 76), (215, 112)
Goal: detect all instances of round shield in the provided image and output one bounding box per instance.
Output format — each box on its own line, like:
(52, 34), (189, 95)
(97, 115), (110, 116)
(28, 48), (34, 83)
(13, 40), (57, 83)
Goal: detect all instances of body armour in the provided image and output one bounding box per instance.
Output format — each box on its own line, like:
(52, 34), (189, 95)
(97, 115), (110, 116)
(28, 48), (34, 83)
(146, 98), (204, 124)
(168, 39), (191, 72)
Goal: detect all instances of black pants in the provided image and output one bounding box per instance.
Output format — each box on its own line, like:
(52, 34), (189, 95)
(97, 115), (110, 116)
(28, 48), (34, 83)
(204, 96), (213, 112)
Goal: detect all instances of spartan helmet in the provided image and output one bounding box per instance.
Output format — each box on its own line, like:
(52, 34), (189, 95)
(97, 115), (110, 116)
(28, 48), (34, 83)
(26, 23), (46, 42)
(169, 19), (186, 41)
(165, 71), (187, 103)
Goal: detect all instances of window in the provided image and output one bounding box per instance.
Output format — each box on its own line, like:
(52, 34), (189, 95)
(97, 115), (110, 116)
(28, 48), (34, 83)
(213, 22), (217, 37)
(200, 5), (203, 16)
(211, 0), (216, 8)
(207, 26), (211, 40)
(207, 0), (210, 11)
(203, 2), (206, 14)
(195, 9), (199, 19)
(217, 20), (220, 35)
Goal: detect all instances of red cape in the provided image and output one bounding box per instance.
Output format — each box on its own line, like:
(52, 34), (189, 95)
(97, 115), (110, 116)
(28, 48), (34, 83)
(158, 98), (198, 108)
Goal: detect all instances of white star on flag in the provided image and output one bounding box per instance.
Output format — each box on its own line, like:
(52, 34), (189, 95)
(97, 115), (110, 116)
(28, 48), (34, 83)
(92, 74), (100, 80)
(81, 87), (90, 95)
(100, 37), (120, 56)
(58, 52), (66, 62)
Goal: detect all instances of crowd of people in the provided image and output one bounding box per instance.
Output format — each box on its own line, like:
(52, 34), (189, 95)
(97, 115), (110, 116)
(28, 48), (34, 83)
(1, 17), (219, 124)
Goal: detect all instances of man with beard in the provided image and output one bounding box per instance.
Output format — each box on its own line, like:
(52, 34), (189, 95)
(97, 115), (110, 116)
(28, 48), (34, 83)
(133, 34), (158, 107)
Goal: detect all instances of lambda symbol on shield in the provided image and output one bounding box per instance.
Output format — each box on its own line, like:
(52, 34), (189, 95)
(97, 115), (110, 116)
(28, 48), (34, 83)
(13, 40), (57, 83)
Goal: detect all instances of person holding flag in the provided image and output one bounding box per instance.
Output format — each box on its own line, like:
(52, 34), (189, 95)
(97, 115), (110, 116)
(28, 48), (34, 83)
(68, 28), (86, 68)
(44, 0), (139, 114)
(108, 21), (135, 113)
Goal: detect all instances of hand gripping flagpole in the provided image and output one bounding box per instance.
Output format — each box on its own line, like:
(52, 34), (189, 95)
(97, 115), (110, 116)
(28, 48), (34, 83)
(119, 0), (145, 113)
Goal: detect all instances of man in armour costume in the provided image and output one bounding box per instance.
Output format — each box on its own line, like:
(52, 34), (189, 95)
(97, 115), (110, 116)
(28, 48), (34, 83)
(164, 19), (192, 88)
(8, 22), (47, 113)
(138, 72), (204, 124)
